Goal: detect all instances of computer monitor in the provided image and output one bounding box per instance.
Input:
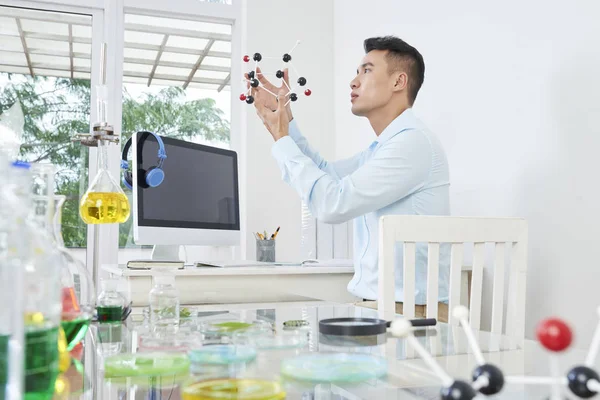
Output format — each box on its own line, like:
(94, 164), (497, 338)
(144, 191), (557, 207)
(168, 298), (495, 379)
(131, 131), (240, 260)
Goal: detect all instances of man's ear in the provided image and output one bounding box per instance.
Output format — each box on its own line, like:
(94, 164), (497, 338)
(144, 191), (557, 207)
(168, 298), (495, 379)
(393, 72), (408, 92)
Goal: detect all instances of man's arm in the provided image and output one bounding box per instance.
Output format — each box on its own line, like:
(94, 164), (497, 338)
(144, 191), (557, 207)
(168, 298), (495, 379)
(272, 128), (432, 224)
(288, 119), (364, 179)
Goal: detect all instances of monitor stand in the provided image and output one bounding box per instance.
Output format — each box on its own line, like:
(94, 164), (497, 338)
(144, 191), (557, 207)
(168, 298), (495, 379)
(151, 245), (183, 261)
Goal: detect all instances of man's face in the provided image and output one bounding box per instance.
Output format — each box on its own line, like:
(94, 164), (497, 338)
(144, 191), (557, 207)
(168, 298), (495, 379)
(349, 50), (399, 116)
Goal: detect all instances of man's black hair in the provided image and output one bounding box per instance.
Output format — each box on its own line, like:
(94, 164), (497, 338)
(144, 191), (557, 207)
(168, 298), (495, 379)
(364, 36), (425, 105)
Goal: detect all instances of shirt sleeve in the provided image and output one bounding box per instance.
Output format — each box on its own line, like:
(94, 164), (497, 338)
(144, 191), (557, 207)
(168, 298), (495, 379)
(288, 119), (363, 179)
(271, 129), (432, 224)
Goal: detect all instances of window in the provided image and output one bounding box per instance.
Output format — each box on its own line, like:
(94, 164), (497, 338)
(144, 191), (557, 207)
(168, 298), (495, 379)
(119, 12), (233, 249)
(0, 6), (92, 248)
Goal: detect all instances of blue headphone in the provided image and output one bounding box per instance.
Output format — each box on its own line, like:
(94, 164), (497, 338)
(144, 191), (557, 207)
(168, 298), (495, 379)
(121, 131), (167, 189)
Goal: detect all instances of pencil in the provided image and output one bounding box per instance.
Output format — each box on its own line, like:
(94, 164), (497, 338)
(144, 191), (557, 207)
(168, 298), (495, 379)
(270, 226), (280, 240)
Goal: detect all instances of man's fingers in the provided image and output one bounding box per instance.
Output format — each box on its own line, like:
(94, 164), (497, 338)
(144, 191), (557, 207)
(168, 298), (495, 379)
(277, 89), (288, 111)
(283, 68), (290, 88)
(256, 66), (276, 91)
(254, 101), (271, 121)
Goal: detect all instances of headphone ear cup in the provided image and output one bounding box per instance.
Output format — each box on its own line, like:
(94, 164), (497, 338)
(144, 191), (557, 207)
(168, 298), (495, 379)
(123, 171), (133, 190)
(145, 166), (165, 188)
(137, 169), (150, 189)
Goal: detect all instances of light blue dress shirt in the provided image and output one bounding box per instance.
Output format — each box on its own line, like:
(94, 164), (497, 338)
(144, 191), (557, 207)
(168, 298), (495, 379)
(271, 108), (450, 304)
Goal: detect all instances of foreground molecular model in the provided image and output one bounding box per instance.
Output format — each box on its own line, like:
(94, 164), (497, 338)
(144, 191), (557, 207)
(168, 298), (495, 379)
(391, 306), (600, 400)
(240, 40), (311, 107)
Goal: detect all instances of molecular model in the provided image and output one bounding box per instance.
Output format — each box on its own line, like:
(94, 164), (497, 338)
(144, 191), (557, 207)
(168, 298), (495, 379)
(240, 40), (311, 107)
(391, 306), (600, 400)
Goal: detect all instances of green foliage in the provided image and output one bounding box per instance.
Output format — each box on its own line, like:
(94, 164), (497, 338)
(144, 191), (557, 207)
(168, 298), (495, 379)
(0, 73), (230, 248)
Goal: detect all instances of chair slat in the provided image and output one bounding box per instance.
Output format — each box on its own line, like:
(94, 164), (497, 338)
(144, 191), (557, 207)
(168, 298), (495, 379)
(491, 242), (506, 334)
(403, 242), (416, 319)
(469, 243), (485, 329)
(426, 243), (440, 319)
(448, 243), (464, 326)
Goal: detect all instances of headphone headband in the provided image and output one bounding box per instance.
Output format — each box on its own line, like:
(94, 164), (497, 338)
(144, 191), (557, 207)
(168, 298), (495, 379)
(121, 131), (166, 168)
(121, 131), (167, 189)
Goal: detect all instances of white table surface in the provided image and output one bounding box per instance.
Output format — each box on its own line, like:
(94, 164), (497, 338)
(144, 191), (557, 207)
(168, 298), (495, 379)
(82, 301), (595, 399)
(104, 264), (355, 276)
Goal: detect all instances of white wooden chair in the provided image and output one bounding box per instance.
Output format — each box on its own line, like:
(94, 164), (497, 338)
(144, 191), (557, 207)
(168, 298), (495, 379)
(377, 215), (528, 338)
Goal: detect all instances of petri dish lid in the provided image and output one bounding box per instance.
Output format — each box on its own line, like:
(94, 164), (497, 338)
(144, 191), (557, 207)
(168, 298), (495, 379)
(280, 353), (387, 383)
(188, 345), (257, 365)
(182, 378), (285, 400)
(104, 352), (190, 377)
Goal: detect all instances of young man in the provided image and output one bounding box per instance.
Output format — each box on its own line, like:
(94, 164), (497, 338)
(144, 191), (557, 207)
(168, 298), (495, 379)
(251, 36), (450, 321)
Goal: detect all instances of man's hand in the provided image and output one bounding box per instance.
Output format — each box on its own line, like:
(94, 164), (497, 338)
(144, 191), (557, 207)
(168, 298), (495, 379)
(245, 67), (294, 122)
(255, 89), (290, 142)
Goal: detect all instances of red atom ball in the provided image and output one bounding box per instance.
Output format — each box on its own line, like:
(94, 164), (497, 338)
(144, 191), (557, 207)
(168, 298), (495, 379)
(536, 318), (572, 352)
(239, 94), (247, 101)
(243, 55), (250, 62)
(304, 89), (312, 96)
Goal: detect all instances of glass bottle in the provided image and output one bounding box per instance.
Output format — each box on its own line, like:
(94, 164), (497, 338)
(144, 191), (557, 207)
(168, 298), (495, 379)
(79, 139), (130, 224)
(49, 193), (96, 351)
(96, 279), (126, 323)
(9, 162), (63, 400)
(0, 156), (24, 400)
(149, 271), (180, 335)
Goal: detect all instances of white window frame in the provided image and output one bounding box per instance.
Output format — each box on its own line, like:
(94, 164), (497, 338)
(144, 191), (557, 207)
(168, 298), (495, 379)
(0, 0), (245, 281)
(0, 0), (105, 280)
(117, 0), (245, 268)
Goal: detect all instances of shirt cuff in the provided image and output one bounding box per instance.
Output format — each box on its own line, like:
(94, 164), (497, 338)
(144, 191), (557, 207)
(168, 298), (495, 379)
(288, 119), (302, 141)
(271, 135), (303, 163)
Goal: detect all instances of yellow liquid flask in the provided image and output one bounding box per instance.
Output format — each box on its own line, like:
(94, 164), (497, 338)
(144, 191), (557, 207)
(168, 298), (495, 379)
(79, 139), (130, 224)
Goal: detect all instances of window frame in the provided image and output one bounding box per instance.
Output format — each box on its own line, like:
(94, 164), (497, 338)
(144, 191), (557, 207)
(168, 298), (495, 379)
(117, 0), (244, 264)
(0, 0), (245, 280)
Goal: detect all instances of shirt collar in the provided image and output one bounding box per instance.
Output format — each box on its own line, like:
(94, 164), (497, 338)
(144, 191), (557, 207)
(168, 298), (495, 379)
(375, 107), (419, 145)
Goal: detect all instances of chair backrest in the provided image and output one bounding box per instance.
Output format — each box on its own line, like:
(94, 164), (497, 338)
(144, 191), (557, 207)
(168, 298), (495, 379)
(377, 215), (528, 338)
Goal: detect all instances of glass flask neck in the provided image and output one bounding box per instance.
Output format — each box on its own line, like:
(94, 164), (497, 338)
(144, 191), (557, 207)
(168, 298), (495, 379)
(97, 139), (109, 171)
(8, 165), (32, 218)
(30, 164), (56, 235)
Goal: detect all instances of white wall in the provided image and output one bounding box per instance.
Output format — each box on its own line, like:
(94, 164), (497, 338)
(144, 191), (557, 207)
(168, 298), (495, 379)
(243, 0), (335, 262)
(334, 0), (600, 345)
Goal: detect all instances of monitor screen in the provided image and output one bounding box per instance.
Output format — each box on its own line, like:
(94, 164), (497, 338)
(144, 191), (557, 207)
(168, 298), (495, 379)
(135, 133), (240, 231)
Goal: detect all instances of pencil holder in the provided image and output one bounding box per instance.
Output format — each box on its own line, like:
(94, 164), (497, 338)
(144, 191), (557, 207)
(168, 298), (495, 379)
(256, 239), (276, 262)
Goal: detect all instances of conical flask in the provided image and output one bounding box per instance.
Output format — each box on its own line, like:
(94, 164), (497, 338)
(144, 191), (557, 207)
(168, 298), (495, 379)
(79, 139), (130, 224)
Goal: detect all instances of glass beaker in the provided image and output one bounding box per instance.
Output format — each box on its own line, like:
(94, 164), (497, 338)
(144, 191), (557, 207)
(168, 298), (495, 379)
(0, 156), (25, 400)
(149, 270), (180, 336)
(96, 279), (126, 323)
(9, 162), (63, 399)
(54, 195), (95, 351)
(79, 139), (130, 224)
(31, 164), (96, 352)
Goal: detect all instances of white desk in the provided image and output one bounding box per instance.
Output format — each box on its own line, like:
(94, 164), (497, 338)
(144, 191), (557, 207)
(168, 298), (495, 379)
(103, 264), (358, 307)
(86, 300), (589, 399)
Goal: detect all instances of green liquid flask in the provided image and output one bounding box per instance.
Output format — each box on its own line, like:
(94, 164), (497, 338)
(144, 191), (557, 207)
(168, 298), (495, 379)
(96, 279), (126, 323)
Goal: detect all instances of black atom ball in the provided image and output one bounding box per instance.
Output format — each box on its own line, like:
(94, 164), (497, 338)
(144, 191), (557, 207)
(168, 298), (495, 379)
(245, 95), (254, 104)
(568, 365), (600, 398)
(248, 70), (255, 79)
(283, 53), (292, 62)
(441, 380), (477, 400)
(276, 70), (284, 79)
(290, 93), (298, 102)
(472, 364), (504, 395)
(297, 77), (307, 86)
(253, 53), (262, 62)
(250, 79), (259, 88)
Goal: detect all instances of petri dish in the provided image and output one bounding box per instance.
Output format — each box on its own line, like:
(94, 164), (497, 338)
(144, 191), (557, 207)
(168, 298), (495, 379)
(188, 345), (257, 365)
(104, 352), (190, 377)
(182, 378), (286, 400)
(280, 353), (387, 383)
(239, 331), (307, 350)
